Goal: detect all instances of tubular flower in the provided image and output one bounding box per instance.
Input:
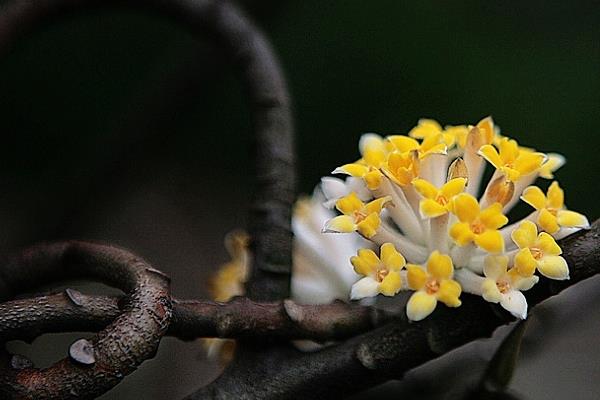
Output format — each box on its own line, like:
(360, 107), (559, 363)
(449, 193), (508, 253)
(478, 137), (547, 182)
(511, 221), (569, 280)
(413, 177), (467, 218)
(350, 243), (406, 299)
(481, 255), (538, 319)
(323, 192), (391, 238)
(521, 181), (589, 234)
(204, 115), (592, 330)
(406, 251), (462, 321)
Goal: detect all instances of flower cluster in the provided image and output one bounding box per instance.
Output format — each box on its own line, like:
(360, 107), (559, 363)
(321, 117), (589, 321)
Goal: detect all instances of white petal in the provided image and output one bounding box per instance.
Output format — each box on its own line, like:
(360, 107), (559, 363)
(350, 277), (380, 300)
(500, 290), (528, 319)
(320, 177), (348, 201)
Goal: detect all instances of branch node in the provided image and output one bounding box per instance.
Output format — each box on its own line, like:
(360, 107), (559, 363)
(69, 338), (96, 365)
(282, 299), (304, 324)
(65, 288), (84, 307)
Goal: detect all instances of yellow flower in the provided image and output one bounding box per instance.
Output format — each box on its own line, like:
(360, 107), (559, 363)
(481, 255), (538, 319)
(511, 221), (569, 280)
(408, 119), (469, 149)
(208, 231), (250, 302)
(478, 137), (546, 182)
(406, 251), (462, 321)
(382, 149), (420, 186)
(350, 243), (406, 299)
(412, 177), (467, 218)
(387, 133), (447, 159)
(537, 153), (565, 180)
(448, 193), (508, 253)
(333, 134), (385, 190)
(323, 192), (391, 238)
(521, 181), (589, 234)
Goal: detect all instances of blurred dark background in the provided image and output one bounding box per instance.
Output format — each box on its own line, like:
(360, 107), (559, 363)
(0, 0), (598, 399)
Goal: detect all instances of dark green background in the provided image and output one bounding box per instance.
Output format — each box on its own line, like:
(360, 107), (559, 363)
(0, 1), (598, 399)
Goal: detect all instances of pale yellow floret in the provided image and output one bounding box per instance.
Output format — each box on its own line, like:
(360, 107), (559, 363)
(350, 243), (406, 298)
(511, 220), (569, 279)
(324, 192), (391, 238)
(448, 193), (508, 253)
(478, 137), (546, 182)
(413, 177), (467, 218)
(538, 153), (566, 179)
(386, 133), (447, 160)
(209, 231), (250, 302)
(405, 251), (462, 321)
(521, 181), (589, 234)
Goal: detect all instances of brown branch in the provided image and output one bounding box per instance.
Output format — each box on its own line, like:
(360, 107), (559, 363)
(0, 294), (393, 343)
(0, 241), (172, 400)
(0, 0), (295, 301)
(187, 219), (600, 399)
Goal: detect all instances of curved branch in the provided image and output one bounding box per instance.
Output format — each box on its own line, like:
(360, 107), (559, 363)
(0, 0), (295, 301)
(0, 293), (393, 342)
(188, 220), (600, 399)
(0, 241), (171, 400)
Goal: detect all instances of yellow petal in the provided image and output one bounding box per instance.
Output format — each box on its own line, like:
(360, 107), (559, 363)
(323, 215), (356, 233)
(386, 135), (420, 153)
(427, 251), (453, 280)
(511, 220), (538, 249)
(420, 198), (448, 218)
(364, 169), (383, 190)
(436, 279), (462, 307)
(351, 248), (380, 276)
(547, 181), (564, 209)
(478, 144), (503, 169)
(356, 213), (381, 238)
(406, 265), (427, 290)
(380, 243), (406, 271)
(479, 203), (508, 230)
(412, 178), (439, 200)
(441, 178), (467, 199)
(538, 208), (559, 234)
(445, 125), (469, 148)
(537, 232), (562, 256)
(335, 192), (364, 215)
(514, 248), (537, 276)
(514, 151), (546, 177)
(359, 134), (385, 159)
(482, 278), (502, 303)
(556, 210), (589, 229)
(521, 186), (546, 210)
(474, 230), (504, 253)
(333, 163), (369, 177)
(450, 193), (480, 223)
(484, 255), (509, 280)
(363, 149), (386, 168)
(537, 255), (569, 280)
(379, 271), (403, 296)
(406, 291), (437, 321)
(409, 119), (442, 139)
(449, 222), (475, 246)
(365, 195), (392, 215)
(421, 142), (447, 157)
(498, 138), (519, 164)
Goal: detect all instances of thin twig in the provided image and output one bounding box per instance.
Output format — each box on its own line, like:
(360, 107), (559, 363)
(0, 293), (394, 342)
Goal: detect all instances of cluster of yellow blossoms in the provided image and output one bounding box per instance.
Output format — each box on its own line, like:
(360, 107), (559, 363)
(321, 117), (589, 321)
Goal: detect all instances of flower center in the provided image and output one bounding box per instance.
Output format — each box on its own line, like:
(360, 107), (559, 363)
(496, 279), (510, 294)
(435, 195), (448, 206)
(376, 267), (389, 283)
(353, 210), (367, 223)
(470, 218), (486, 234)
(425, 278), (440, 295)
(546, 207), (558, 216)
(530, 247), (543, 260)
